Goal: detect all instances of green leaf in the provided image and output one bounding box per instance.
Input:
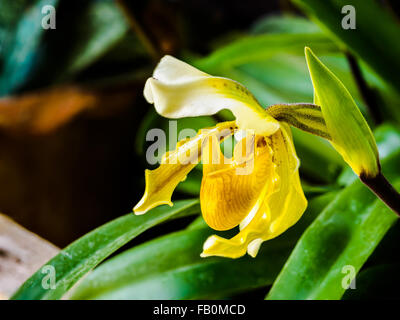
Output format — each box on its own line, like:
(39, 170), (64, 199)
(69, 193), (337, 300)
(193, 33), (338, 73)
(293, 0), (400, 92)
(266, 150), (400, 300)
(11, 199), (200, 300)
(267, 182), (399, 300)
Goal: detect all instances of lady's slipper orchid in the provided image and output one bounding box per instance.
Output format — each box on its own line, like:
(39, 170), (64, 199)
(134, 49), (385, 258)
(134, 55), (308, 259)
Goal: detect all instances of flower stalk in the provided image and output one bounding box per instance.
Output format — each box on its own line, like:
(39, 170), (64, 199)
(360, 171), (400, 216)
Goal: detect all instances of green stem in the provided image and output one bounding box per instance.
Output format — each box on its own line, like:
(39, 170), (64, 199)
(360, 171), (400, 217)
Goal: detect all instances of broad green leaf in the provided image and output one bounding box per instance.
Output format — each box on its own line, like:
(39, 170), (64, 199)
(266, 145), (400, 299)
(193, 33), (338, 73)
(11, 199), (199, 300)
(293, 0), (400, 92)
(267, 181), (399, 300)
(69, 193), (337, 300)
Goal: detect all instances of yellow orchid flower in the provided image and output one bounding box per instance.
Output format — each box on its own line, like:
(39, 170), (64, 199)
(134, 49), (400, 259)
(134, 55), (308, 259)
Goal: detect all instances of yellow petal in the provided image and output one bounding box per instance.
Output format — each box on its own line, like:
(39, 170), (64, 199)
(266, 124), (307, 237)
(134, 121), (235, 214)
(201, 124), (307, 259)
(144, 55), (280, 135)
(200, 133), (273, 231)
